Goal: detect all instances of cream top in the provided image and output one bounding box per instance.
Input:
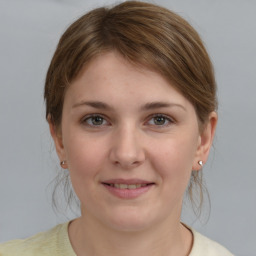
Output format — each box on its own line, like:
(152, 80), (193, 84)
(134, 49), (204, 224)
(0, 222), (234, 256)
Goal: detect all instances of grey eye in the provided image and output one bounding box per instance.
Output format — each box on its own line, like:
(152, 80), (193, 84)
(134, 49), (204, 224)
(153, 116), (167, 125)
(91, 116), (104, 125)
(84, 115), (107, 126)
(147, 114), (173, 127)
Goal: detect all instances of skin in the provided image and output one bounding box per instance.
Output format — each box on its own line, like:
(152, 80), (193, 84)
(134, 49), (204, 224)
(50, 51), (217, 256)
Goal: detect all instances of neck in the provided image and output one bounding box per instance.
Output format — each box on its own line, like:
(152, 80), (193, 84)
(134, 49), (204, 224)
(68, 213), (193, 256)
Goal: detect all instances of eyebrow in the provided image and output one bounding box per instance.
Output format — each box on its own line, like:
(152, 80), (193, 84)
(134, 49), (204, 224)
(72, 101), (114, 110)
(72, 101), (186, 111)
(141, 102), (186, 111)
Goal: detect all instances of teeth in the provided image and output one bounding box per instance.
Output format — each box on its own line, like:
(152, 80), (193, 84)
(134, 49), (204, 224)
(110, 184), (148, 189)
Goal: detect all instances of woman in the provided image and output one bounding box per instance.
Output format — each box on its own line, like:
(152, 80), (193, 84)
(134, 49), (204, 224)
(0, 1), (234, 255)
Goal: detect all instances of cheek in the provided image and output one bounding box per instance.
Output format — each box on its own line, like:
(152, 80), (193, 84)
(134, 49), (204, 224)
(63, 135), (108, 196)
(65, 130), (108, 168)
(150, 135), (198, 190)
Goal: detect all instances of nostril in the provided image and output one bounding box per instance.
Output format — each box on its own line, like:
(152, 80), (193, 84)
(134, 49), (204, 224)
(113, 160), (142, 169)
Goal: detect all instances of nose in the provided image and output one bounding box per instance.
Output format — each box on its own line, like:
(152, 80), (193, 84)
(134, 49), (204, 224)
(109, 125), (146, 169)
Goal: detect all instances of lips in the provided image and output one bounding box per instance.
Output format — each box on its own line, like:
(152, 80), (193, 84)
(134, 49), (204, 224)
(107, 183), (148, 189)
(102, 179), (154, 199)
(102, 179), (154, 188)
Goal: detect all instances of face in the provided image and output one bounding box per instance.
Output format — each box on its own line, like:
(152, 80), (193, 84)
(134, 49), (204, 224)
(51, 51), (216, 232)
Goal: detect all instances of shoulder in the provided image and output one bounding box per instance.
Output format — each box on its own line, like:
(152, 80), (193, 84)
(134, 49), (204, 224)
(0, 222), (75, 256)
(189, 228), (234, 256)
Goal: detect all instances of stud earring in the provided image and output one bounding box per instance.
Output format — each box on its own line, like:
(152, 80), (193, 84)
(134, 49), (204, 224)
(198, 160), (203, 167)
(60, 160), (67, 168)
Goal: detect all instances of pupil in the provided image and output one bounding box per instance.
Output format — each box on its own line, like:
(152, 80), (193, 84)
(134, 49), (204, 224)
(154, 116), (165, 125)
(92, 116), (103, 125)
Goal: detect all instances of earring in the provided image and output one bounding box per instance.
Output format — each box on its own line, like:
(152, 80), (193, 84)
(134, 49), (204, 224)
(198, 160), (203, 167)
(60, 160), (67, 168)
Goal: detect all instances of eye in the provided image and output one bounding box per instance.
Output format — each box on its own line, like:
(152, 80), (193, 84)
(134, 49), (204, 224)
(82, 115), (109, 127)
(147, 114), (174, 127)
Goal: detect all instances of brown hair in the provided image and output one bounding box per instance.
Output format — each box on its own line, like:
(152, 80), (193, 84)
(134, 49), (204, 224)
(45, 1), (217, 215)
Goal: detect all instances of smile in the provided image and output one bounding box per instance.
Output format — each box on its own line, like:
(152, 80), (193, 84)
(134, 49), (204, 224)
(102, 180), (154, 199)
(106, 184), (148, 189)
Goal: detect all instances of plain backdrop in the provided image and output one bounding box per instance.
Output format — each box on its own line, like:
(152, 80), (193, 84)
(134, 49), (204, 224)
(0, 0), (255, 255)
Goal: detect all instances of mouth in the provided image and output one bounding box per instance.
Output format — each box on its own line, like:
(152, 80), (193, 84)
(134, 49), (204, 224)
(103, 183), (152, 189)
(101, 179), (155, 199)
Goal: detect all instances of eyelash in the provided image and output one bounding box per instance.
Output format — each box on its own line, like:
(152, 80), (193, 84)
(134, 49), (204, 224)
(146, 114), (174, 127)
(81, 114), (174, 128)
(81, 114), (109, 127)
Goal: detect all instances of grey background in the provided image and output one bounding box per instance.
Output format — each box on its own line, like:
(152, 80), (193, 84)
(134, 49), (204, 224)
(0, 0), (255, 255)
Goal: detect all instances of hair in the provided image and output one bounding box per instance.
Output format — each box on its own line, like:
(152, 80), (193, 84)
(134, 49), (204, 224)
(44, 1), (217, 216)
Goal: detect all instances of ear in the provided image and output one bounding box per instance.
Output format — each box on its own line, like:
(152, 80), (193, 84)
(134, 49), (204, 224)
(193, 111), (218, 170)
(48, 116), (67, 168)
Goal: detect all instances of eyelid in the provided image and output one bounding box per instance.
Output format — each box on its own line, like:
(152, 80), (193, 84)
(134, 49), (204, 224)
(146, 113), (175, 126)
(80, 113), (175, 127)
(81, 113), (110, 126)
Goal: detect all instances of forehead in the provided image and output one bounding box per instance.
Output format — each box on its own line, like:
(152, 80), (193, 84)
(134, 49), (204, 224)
(66, 52), (188, 105)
